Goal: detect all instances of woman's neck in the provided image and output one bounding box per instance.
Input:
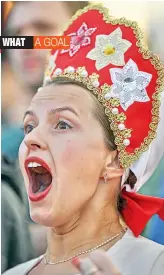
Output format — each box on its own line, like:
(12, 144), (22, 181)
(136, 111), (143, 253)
(46, 202), (123, 262)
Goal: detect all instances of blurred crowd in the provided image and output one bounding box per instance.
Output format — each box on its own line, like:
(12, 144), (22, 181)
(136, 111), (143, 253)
(1, 1), (164, 273)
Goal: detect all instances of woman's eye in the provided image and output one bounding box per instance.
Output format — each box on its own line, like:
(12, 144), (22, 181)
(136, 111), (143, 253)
(24, 124), (34, 134)
(55, 121), (72, 130)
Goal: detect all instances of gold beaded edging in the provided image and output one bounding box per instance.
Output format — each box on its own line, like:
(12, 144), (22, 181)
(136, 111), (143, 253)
(44, 4), (164, 168)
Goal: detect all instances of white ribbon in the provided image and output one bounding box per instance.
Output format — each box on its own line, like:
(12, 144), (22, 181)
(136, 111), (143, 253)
(122, 91), (164, 192)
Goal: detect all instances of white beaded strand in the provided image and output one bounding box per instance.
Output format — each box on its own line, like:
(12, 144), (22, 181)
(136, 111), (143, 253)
(123, 139), (130, 146)
(44, 228), (126, 265)
(65, 66), (75, 73)
(54, 68), (62, 76)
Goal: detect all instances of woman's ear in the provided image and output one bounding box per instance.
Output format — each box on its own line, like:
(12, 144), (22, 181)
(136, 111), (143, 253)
(102, 150), (124, 181)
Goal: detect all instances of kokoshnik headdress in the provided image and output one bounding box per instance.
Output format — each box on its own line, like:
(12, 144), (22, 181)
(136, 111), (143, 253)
(42, 4), (164, 236)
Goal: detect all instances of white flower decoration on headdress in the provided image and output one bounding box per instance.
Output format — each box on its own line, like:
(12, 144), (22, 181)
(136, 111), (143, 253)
(61, 22), (97, 57)
(105, 59), (152, 111)
(86, 27), (132, 70)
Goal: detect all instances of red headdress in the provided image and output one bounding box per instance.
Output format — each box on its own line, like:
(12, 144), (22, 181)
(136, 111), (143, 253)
(43, 4), (164, 236)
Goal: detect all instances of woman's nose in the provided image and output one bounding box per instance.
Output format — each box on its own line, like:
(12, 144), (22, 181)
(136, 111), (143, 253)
(24, 128), (47, 151)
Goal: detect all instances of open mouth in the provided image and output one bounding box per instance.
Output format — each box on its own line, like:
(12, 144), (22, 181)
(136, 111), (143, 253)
(28, 164), (52, 194)
(25, 158), (52, 201)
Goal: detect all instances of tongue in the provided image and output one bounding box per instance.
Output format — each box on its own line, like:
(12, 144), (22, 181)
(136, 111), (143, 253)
(32, 172), (52, 194)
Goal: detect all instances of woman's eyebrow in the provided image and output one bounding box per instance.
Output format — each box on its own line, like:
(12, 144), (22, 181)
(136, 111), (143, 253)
(48, 107), (79, 117)
(23, 107), (79, 122)
(23, 110), (36, 121)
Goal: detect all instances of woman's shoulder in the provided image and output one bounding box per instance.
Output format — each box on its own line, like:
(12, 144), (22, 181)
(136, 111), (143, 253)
(122, 229), (164, 254)
(116, 228), (164, 259)
(2, 256), (43, 275)
(108, 229), (164, 275)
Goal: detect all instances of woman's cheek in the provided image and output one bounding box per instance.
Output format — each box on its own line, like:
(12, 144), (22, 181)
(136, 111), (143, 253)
(59, 139), (81, 165)
(62, 140), (73, 161)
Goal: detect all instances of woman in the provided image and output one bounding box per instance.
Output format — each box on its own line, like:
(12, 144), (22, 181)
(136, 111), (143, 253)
(4, 4), (164, 275)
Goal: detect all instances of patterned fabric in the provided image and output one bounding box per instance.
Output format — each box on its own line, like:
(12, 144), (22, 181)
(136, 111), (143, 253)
(86, 27), (131, 69)
(105, 59), (152, 110)
(44, 4), (163, 170)
(61, 22), (97, 57)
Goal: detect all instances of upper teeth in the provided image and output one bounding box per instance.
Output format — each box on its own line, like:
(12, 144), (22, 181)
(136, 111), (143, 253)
(28, 162), (42, 168)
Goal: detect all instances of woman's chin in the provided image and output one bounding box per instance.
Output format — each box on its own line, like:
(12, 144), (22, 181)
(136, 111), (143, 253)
(29, 208), (68, 228)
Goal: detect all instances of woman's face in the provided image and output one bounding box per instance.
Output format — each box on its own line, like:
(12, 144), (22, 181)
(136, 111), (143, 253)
(19, 83), (110, 227)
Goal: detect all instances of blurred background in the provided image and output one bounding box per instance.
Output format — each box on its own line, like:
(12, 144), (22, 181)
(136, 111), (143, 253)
(1, 1), (164, 273)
